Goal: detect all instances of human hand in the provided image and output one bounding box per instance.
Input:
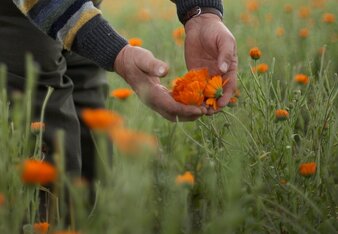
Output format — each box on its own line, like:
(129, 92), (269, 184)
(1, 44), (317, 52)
(184, 13), (238, 114)
(114, 45), (207, 121)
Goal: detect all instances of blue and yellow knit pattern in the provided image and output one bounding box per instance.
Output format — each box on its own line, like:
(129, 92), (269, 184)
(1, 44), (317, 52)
(13, 0), (102, 50)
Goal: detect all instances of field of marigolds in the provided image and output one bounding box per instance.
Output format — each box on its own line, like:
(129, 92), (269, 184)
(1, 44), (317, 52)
(0, 0), (337, 233)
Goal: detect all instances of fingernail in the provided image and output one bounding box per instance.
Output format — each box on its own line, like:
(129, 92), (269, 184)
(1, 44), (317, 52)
(220, 62), (229, 73)
(158, 66), (166, 76)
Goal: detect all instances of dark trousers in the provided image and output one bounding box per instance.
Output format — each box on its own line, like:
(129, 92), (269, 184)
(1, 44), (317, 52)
(0, 0), (108, 181)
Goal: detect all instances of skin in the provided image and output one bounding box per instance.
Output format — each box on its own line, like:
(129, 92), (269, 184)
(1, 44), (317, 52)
(114, 13), (237, 121)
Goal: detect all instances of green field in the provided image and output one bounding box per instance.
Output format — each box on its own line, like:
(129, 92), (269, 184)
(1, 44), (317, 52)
(0, 0), (337, 233)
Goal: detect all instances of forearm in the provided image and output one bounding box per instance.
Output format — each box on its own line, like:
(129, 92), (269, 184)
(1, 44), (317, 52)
(12, 0), (127, 71)
(170, 0), (223, 24)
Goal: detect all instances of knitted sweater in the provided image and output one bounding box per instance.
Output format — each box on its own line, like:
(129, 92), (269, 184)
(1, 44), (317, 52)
(12, 0), (223, 71)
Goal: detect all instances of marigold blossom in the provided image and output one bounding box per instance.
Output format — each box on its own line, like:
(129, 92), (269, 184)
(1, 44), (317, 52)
(34, 222), (49, 234)
(275, 109), (289, 121)
(322, 13), (335, 24)
(255, 63), (269, 73)
(128, 38), (143, 47)
(294, 74), (309, 85)
(137, 8), (151, 21)
(110, 128), (158, 155)
(172, 68), (209, 106)
(204, 75), (228, 99)
(283, 4), (293, 13)
(275, 27), (285, 37)
(31, 122), (45, 134)
(246, 0), (259, 12)
(299, 28), (310, 39)
(110, 88), (134, 100)
(176, 171), (195, 186)
(249, 47), (262, 60)
(299, 162), (316, 176)
(228, 97), (238, 107)
(172, 26), (185, 46)
(0, 193), (5, 206)
(21, 159), (57, 185)
(81, 108), (123, 131)
(206, 98), (218, 110)
(298, 6), (310, 19)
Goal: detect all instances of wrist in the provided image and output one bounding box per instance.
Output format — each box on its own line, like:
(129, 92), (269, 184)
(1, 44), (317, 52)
(183, 6), (223, 25)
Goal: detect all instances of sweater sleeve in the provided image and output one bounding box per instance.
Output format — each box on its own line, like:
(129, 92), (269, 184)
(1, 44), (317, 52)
(170, 0), (223, 24)
(12, 0), (128, 71)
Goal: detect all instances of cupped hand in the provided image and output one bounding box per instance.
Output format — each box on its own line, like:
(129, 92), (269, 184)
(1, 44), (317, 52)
(114, 45), (207, 121)
(184, 14), (238, 114)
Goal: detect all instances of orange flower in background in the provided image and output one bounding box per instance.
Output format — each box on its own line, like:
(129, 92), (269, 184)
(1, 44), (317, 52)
(172, 26), (185, 46)
(299, 28), (309, 39)
(246, 0), (259, 12)
(110, 128), (157, 155)
(312, 0), (326, 8)
(322, 13), (335, 24)
(0, 193), (5, 206)
(299, 162), (316, 176)
(176, 171), (195, 186)
(81, 108), (123, 131)
(137, 8), (151, 21)
(31, 122), (45, 134)
(283, 4), (293, 13)
(275, 27), (285, 37)
(255, 63), (269, 73)
(110, 88), (134, 100)
(34, 222), (49, 234)
(298, 6), (310, 19)
(172, 69), (209, 106)
(275, 109), (289, 121)
(294, 74), (309, 85)
(249, 47), (261, 60)
(21, 159), (57, 185)
(228, 97), (238, 107)
(128, 38), (143, 47)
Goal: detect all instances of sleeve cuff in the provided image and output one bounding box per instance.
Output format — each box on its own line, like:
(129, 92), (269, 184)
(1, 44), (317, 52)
(174, 0), (223, 24)
(72, 15), (128, 71)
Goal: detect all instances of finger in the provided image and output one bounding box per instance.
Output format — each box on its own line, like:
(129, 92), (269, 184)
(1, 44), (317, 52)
(217, 33), (236, 74)
(217, 61), (237, 108)
(134, 48), (169, 77)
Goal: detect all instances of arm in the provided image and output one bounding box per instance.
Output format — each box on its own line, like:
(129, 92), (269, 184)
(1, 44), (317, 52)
(171, 0), (238, 114)
(12, 0), (128, 71)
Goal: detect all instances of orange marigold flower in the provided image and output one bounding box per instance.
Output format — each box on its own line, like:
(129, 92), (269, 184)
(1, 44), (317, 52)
(294, 74), (309, 85)
(172, 68), (209, 106)
(283, 4), (293, 13)
(299, 162), (316, 176)
(255, 63), (269, 73)
(249, 47), (262, 60)
(204, 75), (228, 99)
(206, 98), (218, 110)
(110, 128), (158, 155)
(298, 6), (310, 19)
(246, 0), (259, 12)
(176, 171), (195, 186)
(299, 28), (309, 39)
(322, 13), (335, 24)
(0, 193), (5, 206)
(34, 222), (49, 234)
(312, 0), (326, 9)
(137, 8), (151, 22)
(31, 122), (45, 134)
(275, 27), (285, 37)
(172, 26), (185, 46)
(81, 108), (123, 131)
(275, 109), (289, 121)
(228, 97), (238, 107)
(21, 159), (57, 185)
(110, 88), (134, 100)
(128, 38), (143, 47)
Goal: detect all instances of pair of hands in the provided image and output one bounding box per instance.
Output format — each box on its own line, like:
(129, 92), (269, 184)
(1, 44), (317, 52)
(114, 14), (237, 122)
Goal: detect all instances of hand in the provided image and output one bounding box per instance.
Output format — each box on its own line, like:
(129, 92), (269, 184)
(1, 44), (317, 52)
(114, 45), (207, 121)
(184, 13), (238, 114)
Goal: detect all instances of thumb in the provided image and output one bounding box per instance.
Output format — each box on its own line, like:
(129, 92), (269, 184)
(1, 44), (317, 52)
(217, 43), (235, 74)
(135, 48), (169, 77)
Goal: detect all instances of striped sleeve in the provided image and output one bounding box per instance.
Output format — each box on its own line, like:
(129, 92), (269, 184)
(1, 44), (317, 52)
(12, 0), (128, 71)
